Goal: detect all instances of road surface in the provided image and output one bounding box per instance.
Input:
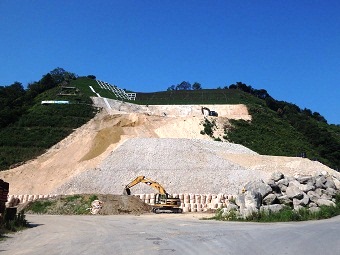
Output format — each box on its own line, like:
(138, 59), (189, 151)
(1, 213), (340, 255)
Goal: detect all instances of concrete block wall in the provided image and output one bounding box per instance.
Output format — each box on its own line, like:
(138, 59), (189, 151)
(6, 194), (58, 207)
(134, 193), (235, 212)
(7, 193), (235, 213)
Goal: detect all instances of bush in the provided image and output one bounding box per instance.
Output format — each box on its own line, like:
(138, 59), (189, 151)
(201, 118), (216, 137)
(1, 210), (29, 237)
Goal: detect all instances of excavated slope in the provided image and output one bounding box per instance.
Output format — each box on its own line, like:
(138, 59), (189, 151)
(0, 101), (338, 195)
(54, 138), (264, 195)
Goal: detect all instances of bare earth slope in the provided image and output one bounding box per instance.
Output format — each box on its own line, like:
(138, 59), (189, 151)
(0, 100), (338, 195)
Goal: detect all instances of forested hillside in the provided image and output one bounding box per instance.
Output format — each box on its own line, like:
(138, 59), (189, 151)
(0, 68), (97, 170)
(223, 83), (340, 171)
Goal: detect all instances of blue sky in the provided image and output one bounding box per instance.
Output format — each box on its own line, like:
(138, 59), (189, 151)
(1, 1), (339, 124)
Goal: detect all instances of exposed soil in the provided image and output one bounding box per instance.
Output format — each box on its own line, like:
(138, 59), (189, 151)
(0, 101), (338, 196)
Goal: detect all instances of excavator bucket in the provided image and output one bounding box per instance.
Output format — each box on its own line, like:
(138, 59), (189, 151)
(123, 188), (131, 195)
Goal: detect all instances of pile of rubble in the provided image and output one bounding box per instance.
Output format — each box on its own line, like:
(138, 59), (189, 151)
(222, 171), (340, 218)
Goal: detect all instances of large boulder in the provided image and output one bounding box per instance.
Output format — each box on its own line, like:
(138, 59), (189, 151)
(244, 191), (262, 209)
(293, 193), (309, 207)
(316, 199), (336, 207)
(277, 178), (289, 192)
(244, 180), (272, 198)
(263, 194), (278, 205)
(235, 193), (246, 210)
(260, 204), (284, 213)
(277, 195), (292, 205)
(325, 177), (336, 189)
(315, 176), (327, 189)
(321, 193), (332, 200)
(236, 191), (262, 218)
(266, 179), (281, 194)
(271, 171), (284, 182)
(333, 177), (340, 190)
(286, 183), (304, 199)
(307, 190), (320, 203)
(299, 183), (315, 193)
(287, 179), (314, 192)
(297, 175), (315, 185)
(325, 188), (336, 197)
(315, 188), (323, 196)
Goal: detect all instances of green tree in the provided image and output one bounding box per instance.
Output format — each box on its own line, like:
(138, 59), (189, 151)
(176, 81), (191, 90)
(167, 85), (176, 91)
(50, 67), (77, 84)
(192, 82), (202, 90)
(0, 82), (26, 128)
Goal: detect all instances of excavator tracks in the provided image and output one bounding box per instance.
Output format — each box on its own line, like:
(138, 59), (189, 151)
(152, 207), (183, 214)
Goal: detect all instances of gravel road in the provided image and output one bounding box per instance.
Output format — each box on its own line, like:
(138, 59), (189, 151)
(2, 214), (340, 255)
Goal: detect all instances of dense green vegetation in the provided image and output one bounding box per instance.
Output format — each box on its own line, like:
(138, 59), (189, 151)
(0, 68), (97, 170)
(25, 194), (99, 215)
(221, 83), (340, 170)
(0, 210), (29, 239)
(211, 194), (340, 222)
(1, 69), (339, 171)
(134, 88), (263, 105)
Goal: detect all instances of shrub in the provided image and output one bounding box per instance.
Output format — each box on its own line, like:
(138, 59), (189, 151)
(1, 210), (29, 237)
(201, 118), (216, 137)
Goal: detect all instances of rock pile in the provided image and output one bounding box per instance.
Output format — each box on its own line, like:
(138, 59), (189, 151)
(222, 171), (340, 218)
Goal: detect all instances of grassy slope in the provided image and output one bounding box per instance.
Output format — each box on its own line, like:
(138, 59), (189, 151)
(0, 83), (97, 170)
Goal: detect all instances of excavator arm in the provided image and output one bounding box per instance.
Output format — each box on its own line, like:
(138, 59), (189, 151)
(123, 176), (167, 195)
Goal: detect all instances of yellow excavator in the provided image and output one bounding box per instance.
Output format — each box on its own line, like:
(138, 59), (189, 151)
(123, 176), (182, 213)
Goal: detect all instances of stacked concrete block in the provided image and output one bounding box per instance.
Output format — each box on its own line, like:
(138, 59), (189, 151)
(6, 192), (237, 213)
(6, 194), (59, 206)
(131, 193), (237, 212)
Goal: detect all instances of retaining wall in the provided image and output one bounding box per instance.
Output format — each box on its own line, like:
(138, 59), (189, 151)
(7, 193), (235, 213)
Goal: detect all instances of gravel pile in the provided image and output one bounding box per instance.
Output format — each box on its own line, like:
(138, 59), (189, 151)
(55, 138), (268, 195)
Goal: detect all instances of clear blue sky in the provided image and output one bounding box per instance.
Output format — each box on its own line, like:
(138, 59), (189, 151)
(1, 0), (339, 124)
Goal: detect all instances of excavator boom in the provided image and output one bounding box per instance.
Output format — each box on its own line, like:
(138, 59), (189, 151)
(124, 176), (167, 195)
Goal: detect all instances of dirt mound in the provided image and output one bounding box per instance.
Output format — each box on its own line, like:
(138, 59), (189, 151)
(23, 194), (151, 215)
(97, 194), (152, 215)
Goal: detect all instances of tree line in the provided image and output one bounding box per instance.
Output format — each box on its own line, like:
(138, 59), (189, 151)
(167, 81), (202, 91)
(0, 68), (77, 128)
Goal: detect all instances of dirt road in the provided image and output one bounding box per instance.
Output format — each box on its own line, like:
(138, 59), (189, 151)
(1, 214), (340, 255)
